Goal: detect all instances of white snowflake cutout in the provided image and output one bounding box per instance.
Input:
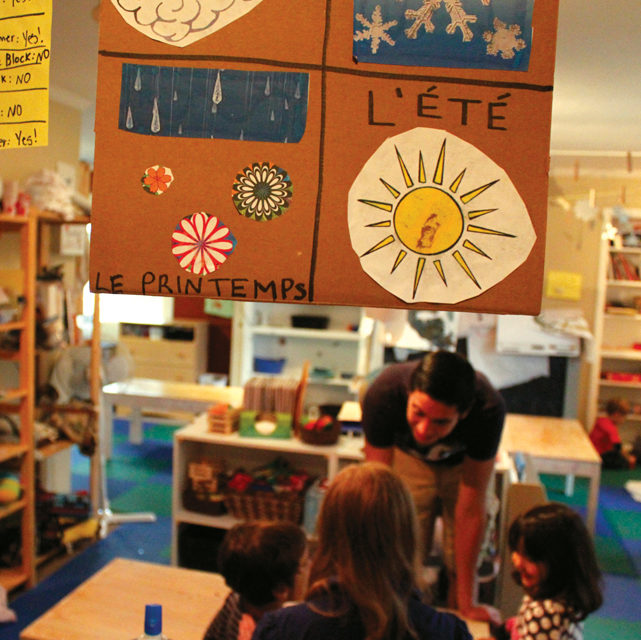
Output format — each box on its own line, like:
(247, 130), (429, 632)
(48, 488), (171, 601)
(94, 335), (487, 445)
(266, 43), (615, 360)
(483, 17), (527, 60)
(354, 4), (397, 54)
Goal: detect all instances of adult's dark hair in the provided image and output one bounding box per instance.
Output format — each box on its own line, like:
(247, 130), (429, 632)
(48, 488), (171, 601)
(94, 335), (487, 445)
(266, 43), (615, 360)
(409, 350), (476, 414)
(508, 503), (603, 620)
(218, 521), (306, 607)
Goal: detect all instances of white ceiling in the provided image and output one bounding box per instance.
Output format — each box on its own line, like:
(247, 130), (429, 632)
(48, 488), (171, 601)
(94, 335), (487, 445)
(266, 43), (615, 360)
(50, 1), (641, 156)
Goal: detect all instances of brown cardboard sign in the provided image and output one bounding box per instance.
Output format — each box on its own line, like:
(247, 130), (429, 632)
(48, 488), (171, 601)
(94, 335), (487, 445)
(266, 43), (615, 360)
(90, 0), (559, 314)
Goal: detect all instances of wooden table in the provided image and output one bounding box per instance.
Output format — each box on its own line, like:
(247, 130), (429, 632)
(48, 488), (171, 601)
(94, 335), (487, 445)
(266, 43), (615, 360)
(101, 378), (244, 456)
(20, 558), (229, 640)
(499, 413), (601, 533)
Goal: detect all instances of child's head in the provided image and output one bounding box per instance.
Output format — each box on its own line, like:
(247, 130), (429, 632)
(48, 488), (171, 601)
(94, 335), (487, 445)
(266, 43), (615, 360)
(218, 521), (307, 609)
(508, 503), (602, 619)
(309, 462), (421, 640)
(312, 462), (420, 588)
(605, 397), (630, 424)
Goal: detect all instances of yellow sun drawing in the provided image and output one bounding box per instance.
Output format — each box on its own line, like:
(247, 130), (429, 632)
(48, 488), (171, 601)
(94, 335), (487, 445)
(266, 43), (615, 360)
(348, 127), (536, 304)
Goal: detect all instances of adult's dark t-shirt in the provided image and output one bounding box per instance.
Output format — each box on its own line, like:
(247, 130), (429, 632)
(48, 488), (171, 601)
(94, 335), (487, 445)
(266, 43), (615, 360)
(362, 360), (505, 466)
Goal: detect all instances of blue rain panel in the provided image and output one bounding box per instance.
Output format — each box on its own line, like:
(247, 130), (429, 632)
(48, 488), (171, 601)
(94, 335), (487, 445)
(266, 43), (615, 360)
(119, 64), (309, 143)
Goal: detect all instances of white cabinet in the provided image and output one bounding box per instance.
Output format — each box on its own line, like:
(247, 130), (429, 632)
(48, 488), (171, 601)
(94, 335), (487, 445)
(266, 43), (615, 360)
(587, 207), (641, 444)
(230, 302), (383, 407)
(171, 414), (365, 564)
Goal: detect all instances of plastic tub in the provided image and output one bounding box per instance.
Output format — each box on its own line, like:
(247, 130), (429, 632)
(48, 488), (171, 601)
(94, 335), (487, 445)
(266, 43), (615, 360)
(253, 357), (286, 374)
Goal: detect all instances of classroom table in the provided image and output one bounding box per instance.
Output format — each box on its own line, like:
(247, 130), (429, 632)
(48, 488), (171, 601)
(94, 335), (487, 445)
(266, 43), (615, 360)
(101, 377), (244, 456)
(499, 413), (601, 533)
(19, 558), (229, 640)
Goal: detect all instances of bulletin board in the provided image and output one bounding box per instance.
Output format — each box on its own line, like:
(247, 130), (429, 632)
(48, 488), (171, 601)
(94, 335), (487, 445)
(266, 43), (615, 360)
(89, 0), (559, 314)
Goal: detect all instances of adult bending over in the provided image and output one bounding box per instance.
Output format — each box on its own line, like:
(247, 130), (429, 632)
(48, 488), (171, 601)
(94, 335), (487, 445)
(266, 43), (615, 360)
(253, 462), (472, 640)
(362, 351), (505, 623)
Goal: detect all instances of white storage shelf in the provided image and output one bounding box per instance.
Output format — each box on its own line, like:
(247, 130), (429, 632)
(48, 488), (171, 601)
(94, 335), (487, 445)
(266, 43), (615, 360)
(171, 413), (365, 564)
(587, 208), (641, 443)
(230, 302), (383, 407)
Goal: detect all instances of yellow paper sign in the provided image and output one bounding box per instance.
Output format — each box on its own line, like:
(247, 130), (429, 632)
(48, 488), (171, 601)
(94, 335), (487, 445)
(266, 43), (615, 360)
(0, 0), (52, 150)
(546, 270), (582, 301)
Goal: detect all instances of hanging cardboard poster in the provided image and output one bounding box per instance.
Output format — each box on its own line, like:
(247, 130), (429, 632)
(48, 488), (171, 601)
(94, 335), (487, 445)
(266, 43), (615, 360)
(90, 0), (559, 314)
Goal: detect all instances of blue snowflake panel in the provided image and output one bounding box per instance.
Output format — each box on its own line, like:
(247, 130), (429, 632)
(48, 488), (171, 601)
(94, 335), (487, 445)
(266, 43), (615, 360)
(353, 0), (534, 72)
(118, 65), (310, 143)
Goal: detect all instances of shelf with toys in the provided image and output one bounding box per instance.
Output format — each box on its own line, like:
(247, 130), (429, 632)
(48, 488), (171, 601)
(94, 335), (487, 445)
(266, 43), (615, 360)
(587, 207), (641, 445)
(171, 402), (364, 565)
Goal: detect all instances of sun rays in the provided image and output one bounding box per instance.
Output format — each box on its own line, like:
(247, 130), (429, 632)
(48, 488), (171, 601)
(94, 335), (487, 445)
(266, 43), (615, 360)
(356, 136), (516, 300)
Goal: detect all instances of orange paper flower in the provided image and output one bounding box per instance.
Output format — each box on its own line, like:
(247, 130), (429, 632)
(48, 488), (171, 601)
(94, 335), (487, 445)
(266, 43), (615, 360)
(142, 165), (174, 195)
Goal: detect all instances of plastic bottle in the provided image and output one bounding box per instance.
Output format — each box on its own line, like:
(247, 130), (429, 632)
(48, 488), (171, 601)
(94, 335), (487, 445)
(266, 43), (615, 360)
(135, 604), (169, 640)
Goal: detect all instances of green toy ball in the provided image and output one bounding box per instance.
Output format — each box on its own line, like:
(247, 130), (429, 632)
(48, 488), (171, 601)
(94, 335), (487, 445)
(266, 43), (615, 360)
(0, 472), (21, 504)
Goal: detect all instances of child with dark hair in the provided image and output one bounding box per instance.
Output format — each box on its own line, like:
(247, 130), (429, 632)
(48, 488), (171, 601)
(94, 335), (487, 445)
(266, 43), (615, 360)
(493, 503), (603, 640)
(590, 397), (636, 469)
(202, 521), (307, 640)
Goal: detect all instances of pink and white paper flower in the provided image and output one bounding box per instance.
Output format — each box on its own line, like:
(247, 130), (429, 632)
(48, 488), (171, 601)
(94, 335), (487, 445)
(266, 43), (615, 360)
(171, 211), (236, 275)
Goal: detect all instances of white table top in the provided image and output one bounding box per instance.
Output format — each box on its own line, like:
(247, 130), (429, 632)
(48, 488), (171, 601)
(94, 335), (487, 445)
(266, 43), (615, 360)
(102, 377), (244, 407)
(499, 413), (600, 464)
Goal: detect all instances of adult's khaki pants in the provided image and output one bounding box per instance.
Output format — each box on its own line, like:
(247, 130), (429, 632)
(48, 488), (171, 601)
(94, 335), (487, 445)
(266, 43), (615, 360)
(392, 447), (462, 573)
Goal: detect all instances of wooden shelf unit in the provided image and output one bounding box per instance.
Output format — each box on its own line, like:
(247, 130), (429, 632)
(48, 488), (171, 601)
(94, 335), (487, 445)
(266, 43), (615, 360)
(33, 208), (101, 517)
(0, 213), (36, 592)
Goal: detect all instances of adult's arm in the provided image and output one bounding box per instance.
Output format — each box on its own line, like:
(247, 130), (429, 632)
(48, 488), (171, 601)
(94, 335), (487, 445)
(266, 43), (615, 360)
(454, 456), (501, 625)
(364, 441), (394, 465)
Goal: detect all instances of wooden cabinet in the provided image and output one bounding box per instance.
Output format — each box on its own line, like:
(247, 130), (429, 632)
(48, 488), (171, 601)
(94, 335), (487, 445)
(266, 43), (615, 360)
(230, 302), (384, 407)
(0, 213), (36, 592)
(587, 207), (641, 445)
(171, 413), (365, 564)
(119, 319), (208, 383)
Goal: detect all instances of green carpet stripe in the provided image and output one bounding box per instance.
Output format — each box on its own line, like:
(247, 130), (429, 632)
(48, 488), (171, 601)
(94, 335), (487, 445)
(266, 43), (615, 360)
(584, 616), (641, 640)
(594, 535), (637, 577)
(110, 484), (173, 518)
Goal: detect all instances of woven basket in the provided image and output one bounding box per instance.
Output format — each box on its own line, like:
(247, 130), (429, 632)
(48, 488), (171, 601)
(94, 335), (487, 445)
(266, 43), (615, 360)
(224, 490), (304, 524)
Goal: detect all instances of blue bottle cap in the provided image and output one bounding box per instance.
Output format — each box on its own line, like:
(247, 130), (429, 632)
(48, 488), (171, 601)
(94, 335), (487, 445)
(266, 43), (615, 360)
(144, 604), (162, 636)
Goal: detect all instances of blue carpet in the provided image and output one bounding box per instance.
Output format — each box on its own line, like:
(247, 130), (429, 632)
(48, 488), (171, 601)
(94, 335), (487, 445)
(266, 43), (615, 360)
(4, 419), (174, 640)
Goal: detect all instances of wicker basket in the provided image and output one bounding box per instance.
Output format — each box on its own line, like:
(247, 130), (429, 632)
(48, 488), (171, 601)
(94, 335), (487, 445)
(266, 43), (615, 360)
(224, 490), (305, 524)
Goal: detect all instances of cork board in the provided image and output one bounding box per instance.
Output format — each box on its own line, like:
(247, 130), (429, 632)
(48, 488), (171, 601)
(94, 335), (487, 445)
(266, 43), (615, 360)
(89, 0), (559, 314)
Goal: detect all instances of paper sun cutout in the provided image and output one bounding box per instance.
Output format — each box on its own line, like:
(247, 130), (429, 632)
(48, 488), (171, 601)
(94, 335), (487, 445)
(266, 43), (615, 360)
(142, 165), (174, 195)
(232, 162), (293, 221)
(110, 0), (265, 47)
(171, 212), (236, 275)
(348, 127), (535, 304)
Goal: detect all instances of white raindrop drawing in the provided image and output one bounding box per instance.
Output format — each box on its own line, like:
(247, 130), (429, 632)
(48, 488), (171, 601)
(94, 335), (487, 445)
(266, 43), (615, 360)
(151, 97), (161, 133)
